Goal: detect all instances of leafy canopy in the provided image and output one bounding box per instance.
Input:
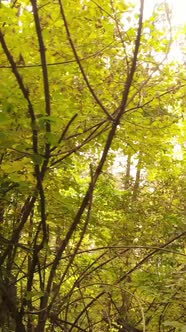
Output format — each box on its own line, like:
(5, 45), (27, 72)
(0, 0), (186, 331)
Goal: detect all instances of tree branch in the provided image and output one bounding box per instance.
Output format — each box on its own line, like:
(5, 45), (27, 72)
(0, 30), (38, 155)
(31, 0), (51, 160)
(58, 0), (114, 121)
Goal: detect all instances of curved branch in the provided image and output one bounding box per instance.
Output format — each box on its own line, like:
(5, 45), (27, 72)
(117, 229), (186, 284)
(0, 30), (38, 155)
(58, 0), (113, 120)
(68, 291), (105, 332)
(0, 40), (115, 69)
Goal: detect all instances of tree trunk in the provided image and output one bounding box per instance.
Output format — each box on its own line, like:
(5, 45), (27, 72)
(132, 152), (142, 201)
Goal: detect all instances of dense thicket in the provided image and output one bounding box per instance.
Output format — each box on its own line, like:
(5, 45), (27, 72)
(0, 0), (186, 331)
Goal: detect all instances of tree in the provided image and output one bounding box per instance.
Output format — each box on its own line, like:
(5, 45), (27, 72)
(0, 0), (186, 331)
